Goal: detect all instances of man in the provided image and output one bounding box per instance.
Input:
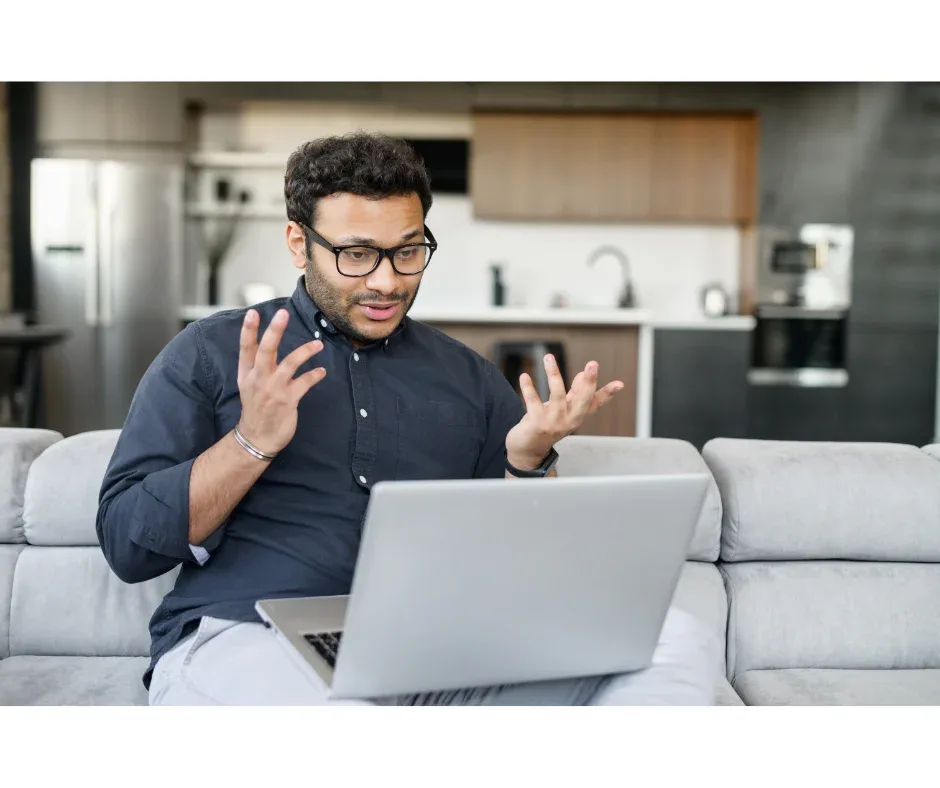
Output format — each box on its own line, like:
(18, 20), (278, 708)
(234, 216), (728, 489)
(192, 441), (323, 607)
(97, 132), (720, 705)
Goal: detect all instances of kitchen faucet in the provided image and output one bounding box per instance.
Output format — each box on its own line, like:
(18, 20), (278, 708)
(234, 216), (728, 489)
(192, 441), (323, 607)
(586, 245), (636, 308)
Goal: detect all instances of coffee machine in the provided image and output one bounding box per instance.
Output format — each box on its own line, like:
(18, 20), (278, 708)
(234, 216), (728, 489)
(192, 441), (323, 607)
(756, 224), (854, 310)
(749, 224), (854, 387)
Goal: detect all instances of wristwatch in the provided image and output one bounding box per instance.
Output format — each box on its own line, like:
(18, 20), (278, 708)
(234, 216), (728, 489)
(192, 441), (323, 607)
(505, 447), (559, 478)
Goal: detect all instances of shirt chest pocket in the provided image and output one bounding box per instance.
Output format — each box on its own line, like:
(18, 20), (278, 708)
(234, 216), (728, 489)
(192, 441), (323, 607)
(394, 397), (483, 481)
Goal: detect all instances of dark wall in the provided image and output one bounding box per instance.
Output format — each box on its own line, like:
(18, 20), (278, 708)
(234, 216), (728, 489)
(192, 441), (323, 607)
(7, 82), (37, 317)
(661, 82), (939, 445)
(844, 84), (940, 444)
(747, 83), (940, 445)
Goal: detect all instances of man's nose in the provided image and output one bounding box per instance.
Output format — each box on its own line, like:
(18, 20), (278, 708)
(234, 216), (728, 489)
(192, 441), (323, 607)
(364, 255), (400, 295)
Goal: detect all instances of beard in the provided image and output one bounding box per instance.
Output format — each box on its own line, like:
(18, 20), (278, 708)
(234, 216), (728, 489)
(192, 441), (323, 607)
(304, 258), (420, 346)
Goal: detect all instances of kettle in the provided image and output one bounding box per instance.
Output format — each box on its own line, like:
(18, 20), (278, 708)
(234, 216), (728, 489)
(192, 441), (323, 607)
(700, 283), (730, 317)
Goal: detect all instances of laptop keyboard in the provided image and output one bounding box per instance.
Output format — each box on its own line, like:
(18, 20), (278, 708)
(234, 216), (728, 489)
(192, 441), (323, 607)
(304, 631), (343, 668)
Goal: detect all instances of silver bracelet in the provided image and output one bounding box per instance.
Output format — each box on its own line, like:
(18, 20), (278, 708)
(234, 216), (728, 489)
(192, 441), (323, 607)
(233, 423), (277, 462)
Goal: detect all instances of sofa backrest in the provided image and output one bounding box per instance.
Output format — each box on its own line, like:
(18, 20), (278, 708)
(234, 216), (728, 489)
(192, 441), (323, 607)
(1, 429), (176, 659)
(0, 429), (62, 658)
(704, 438), (940, 563)
(704, 438), (940, 677)
(557, 435), (722, 562)
(2, 430), (724, 662)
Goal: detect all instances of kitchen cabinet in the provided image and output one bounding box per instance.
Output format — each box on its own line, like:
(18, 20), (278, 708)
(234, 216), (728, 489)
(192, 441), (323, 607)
(650, 115), (756, 223)
(108, 83), (183, 145)
(470, 114), (570, 220)
(36, 83), (183, 149)
(745, 386), (847, 443)
(36, 83), (110, 144)
(471, 112), (757, 224)
(651, 328), (750, 449)
(422, 320), (639, 437)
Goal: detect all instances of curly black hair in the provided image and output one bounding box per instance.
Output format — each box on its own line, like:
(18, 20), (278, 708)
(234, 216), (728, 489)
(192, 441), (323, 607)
(284, 132), (433, 227)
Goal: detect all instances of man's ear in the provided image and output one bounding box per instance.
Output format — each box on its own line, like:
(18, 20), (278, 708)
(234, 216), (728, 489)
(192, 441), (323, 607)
(286, 222), (307, 270)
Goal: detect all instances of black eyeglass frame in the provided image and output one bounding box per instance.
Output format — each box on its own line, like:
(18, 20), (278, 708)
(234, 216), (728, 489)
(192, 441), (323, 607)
(301, 223), (438, 277)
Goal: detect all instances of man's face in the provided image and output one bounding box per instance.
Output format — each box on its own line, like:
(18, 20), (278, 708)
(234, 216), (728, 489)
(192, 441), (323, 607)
(287, 192), (427, 346)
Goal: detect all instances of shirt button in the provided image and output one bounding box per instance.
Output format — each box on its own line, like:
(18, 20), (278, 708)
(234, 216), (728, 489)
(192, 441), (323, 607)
(320, 319), (328, 328)
(359, 408), (368, 418)
(353, 353), (360, 361)
(314, 331), (320, 339)
(359, 475), (367, 484)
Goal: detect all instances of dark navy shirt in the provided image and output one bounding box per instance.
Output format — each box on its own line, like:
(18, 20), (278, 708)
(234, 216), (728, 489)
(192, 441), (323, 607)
(96, 278), (525, 687)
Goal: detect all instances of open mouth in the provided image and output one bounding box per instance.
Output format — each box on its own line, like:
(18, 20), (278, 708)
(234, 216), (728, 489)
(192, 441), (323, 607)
(359, 302), (401, 321)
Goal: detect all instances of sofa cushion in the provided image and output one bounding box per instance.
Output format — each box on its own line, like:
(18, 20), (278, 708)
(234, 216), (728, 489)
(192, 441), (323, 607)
(23, 429), (121, 546)
(0, 656), (150, 705)
(703, 438), (940, 562)
(671, 561), (728, 674)
(0, 544), (24, 659)
(733, 669), (940, 706)
(0, 429), (62, 543)
(9, 545), (177, 657)
(722, 561), (940, 677)
(922, 444), (940, 462)
(715, 677), (744, 706)
(557, 435), (721, 561)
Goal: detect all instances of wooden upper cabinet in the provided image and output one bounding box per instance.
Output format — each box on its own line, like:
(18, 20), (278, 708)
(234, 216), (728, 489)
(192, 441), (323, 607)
(470, 114), (569, 221)
(471, 112), (757, 224)
(563, 115), (655, 221)
(649, 115), (756, 223)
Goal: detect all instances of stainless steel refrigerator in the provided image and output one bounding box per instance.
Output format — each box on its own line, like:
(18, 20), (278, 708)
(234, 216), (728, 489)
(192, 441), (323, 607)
(31, 158), (184, 436)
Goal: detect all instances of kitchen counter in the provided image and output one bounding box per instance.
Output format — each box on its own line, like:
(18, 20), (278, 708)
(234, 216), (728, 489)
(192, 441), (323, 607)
(180, 304), (243, 322)
(180, 304), (754, 330)
(178, 303), (760, 441)
(651, 315), (756, 331)
(407, 306), (651, 325)
(180, 304), (651, 326)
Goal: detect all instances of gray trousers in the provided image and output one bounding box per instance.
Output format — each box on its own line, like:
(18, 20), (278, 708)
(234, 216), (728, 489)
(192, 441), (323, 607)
(149, 606), (722, 706)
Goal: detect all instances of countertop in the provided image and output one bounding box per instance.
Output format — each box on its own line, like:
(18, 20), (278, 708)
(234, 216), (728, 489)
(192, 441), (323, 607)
(651, 315), (755, 331)
(179, 304), (754, 330)
(0, 325), (72, 346)
(408, 306), (652, 325)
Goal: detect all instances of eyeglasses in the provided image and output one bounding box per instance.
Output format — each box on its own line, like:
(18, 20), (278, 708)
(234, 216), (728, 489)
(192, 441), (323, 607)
(301, 223), (438, 277)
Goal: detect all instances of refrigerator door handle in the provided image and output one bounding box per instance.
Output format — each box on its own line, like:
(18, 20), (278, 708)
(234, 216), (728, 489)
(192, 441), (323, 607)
(99, 203), (116, 328)
(85, 173), (100, 327)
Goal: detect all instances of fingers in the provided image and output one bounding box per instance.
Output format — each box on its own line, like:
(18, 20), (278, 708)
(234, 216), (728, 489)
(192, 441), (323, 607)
(543, 354), (567, 405)
(589, 380), (626, 414)
(566, 370), (584, 403)
(568, 361), (599, 422)
(255, 309), (290, 373)
(275, 339), (324, 382)
(238, 309), (260, 385)
(290, 366), (328, 400)
(518, 372), (544, 412)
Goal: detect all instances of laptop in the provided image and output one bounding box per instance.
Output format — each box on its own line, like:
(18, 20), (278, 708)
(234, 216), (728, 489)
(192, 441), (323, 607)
(255, 473), (710, 701)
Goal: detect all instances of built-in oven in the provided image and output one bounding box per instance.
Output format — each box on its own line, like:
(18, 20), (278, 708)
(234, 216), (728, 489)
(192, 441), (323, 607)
(749, 224), (853, 389)
(748, 305), (848, 387)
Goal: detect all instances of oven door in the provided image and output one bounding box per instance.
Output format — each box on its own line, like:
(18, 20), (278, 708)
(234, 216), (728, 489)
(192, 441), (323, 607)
(748, 307), (848, 387)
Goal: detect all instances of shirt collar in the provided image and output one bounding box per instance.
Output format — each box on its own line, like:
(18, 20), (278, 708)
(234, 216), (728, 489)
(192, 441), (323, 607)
(289, 276), (409, 352)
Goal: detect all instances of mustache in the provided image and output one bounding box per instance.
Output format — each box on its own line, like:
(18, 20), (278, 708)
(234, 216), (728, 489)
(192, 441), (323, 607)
(350, 293), (409, 305)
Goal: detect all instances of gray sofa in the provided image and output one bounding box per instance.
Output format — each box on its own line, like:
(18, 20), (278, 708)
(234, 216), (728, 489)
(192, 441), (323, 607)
(706, 438), (940, 704)
(1, 426), (939, 705)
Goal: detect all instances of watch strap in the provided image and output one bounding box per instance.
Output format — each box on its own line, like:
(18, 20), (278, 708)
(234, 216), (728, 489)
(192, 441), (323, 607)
(505, 447), (559, 478)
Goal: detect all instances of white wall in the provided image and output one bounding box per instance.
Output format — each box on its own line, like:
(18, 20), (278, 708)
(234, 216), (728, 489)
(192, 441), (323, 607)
(422, 197), (741, 317)
(194, 195), (741, 319)
(188, 103), (742, 318)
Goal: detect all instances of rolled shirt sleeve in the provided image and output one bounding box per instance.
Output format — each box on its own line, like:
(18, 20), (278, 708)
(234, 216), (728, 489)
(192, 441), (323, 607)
(96, 322), (221, 584)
